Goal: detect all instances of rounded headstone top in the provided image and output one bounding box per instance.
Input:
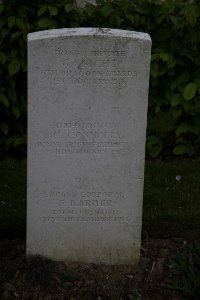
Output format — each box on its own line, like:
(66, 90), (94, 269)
(28, 28), (151, 42)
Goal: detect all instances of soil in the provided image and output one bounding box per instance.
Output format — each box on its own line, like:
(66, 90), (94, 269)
(0, 227), (199, 300)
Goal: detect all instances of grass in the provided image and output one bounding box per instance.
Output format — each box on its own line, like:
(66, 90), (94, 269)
(166, 242), (200, 299)
(0, 158), (199, 236)
(0, 159), (26, 236)
(144, 159), (200, 225)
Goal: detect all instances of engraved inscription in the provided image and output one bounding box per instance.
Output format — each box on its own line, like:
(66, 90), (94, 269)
(42, 209), (132, 223)
(39, 46), (137, 88)
(36, 189), (124, 202)
(36, 189), (130, 223)
(34, 119), (136, 156)
(55, 48), (127, 57)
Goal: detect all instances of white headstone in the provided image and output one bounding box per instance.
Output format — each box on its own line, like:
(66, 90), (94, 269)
(76, 0), (96, 6)
(27, 28), (151, 265)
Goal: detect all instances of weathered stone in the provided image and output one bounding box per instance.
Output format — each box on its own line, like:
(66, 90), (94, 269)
(27, 28), (151, 265)
(76, 0), (96, 7)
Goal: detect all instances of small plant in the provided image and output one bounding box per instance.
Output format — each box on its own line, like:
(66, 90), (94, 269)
(129, 289), (142, 300)
(167, 242), (200, 299)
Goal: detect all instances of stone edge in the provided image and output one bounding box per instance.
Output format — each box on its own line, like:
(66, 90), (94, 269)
(28, 28), (151, 42)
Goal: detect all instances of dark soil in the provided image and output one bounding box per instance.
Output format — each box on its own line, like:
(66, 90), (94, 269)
(0, 228), (199, 300)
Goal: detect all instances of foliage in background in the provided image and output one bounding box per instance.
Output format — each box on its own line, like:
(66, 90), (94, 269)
(0, 0), (200, 158)
(167, 242), (200, 299)
(83, 0), (200, 158)
(0, 0), (82, 158)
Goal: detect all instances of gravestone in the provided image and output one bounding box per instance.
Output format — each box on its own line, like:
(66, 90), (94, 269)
(76, 0), (96, 6)
(27, 28), (151, 265)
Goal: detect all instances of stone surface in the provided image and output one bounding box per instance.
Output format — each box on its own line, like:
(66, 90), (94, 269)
(76, 0), (96, 6)
(27, 28), (151, 265)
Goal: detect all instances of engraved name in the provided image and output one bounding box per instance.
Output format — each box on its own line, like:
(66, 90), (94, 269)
(55, 48), (127, 57)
